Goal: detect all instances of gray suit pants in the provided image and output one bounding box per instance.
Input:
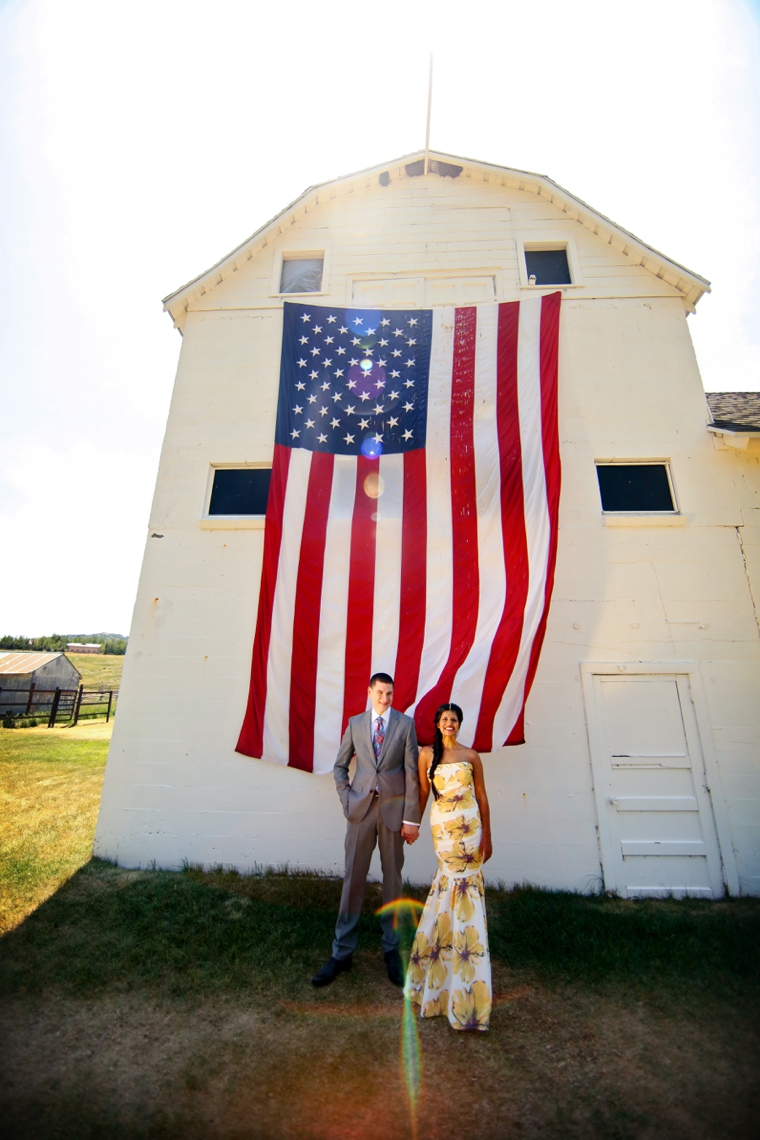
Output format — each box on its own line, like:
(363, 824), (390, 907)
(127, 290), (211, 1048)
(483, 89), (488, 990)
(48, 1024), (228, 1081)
(332, 795), (404, 960)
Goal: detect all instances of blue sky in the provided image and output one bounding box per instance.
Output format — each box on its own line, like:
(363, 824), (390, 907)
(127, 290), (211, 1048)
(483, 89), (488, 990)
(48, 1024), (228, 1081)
(1, 0), (759, 635)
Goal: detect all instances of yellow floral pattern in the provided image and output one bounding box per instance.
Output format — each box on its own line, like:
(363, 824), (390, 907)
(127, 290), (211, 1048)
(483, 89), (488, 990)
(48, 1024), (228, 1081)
(422, 990), (449, 1018)
(405, 761), (491, 1031)
(451, 980), (492, 1031)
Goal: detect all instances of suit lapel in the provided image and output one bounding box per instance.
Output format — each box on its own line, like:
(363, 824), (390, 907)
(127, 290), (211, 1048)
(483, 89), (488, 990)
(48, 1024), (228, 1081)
(365, 710), (375, 760)
(377, 708), (400, 767)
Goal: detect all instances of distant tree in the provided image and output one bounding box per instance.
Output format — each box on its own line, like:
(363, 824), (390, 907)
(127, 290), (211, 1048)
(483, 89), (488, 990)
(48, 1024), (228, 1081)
(0, 634), (128, 655)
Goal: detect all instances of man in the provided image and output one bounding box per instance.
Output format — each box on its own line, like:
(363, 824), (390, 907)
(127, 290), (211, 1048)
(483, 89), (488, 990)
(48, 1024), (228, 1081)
(312, 672), (420, 987)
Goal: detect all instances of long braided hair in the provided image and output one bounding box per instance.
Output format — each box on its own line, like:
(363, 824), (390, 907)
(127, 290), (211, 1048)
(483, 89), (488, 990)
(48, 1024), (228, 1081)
(428, 702), (464, 799)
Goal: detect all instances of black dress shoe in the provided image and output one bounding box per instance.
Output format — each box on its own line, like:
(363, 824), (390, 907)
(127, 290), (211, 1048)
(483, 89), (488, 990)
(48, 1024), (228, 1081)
(311, 956), (352, 987)
(384, 948), (404, 987)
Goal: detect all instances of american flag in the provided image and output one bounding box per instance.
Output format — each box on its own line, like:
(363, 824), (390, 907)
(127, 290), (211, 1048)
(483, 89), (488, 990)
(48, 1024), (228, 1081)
(237, 294), (561, 774)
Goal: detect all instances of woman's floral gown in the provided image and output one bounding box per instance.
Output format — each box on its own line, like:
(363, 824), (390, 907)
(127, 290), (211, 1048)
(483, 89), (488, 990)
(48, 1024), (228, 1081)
(404, 761), (491, 1031)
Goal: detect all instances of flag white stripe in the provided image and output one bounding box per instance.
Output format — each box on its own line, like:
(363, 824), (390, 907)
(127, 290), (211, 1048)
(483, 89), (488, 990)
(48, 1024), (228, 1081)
(451, 304), (506, 746)
(409, 307), (455, 713)
(492, 296), (551, 745)
(371, 452), (404, 679)
(312, 455), (357, 774)
(262, 447), (312, 765)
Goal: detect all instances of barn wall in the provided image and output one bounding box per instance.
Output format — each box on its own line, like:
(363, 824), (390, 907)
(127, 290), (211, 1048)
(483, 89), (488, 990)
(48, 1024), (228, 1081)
(34, 656), (82, 690)
(95, 170), (760, 894)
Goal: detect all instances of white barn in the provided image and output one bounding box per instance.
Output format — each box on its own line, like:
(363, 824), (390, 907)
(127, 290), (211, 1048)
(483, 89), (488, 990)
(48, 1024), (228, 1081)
(94, 151), (760, 898)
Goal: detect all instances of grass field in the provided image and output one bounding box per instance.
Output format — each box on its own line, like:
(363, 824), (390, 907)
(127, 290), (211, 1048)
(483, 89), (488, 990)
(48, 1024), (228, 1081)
(1, 725), (759, 1139)
(67, 652), (124, 690)
(0, 721), (110, 934)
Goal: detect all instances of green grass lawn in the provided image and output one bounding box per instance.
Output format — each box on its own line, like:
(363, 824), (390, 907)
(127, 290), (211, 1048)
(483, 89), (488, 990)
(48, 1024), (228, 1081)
(1, 724), (759, 1139)
(0, 721), (110, 933)
(67, 652), (124, 690)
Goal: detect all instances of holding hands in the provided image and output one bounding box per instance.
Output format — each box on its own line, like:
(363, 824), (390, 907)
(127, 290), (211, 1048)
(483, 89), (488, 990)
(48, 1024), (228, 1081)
(401, 823), (420, 844)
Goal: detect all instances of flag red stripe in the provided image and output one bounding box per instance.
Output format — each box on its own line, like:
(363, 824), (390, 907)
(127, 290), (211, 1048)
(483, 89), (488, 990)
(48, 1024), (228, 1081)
(393, 448), (427, 711)
(519, 291), (562, 715)
(342, 456), (380, 732)
(236, 443), (291, 758)
(414, 306), (479, 738)
(472, 300), (529, 751)
(288, 451), (334, 772)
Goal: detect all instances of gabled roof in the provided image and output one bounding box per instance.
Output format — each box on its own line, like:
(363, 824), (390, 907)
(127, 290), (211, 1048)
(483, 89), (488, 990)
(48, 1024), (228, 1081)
(163, 149), (711, 329)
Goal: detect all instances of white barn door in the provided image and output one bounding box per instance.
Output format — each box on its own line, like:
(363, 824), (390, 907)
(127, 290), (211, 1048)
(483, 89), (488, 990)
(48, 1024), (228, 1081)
(584, 671), (726, 898)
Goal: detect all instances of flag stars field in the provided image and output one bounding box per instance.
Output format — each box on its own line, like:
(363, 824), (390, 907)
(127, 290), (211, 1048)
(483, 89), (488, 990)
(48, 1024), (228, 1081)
(273, 304), (434, 460)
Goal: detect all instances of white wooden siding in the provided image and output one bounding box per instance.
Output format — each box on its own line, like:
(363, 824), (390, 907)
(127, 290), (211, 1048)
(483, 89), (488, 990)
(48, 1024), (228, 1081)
(95, 166), (760, 894)
(185, 175), (681, 317)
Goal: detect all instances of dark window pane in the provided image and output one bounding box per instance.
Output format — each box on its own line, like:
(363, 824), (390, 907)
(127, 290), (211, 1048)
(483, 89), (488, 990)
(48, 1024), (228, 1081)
(525, 248), (572, 285)
(209, 469), (271, 515)
(280, 258), (323, 293)
(596, 464), (675, 512)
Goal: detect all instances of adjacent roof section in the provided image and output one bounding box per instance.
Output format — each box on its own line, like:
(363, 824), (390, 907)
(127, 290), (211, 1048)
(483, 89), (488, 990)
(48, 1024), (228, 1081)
(162, 149), (711, 329)
(0, 651), (69, 675)
(706, 392), (760, 432)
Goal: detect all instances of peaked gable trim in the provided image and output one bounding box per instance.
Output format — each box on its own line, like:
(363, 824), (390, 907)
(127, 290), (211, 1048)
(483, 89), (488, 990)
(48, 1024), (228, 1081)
(163, 149), (710, 331)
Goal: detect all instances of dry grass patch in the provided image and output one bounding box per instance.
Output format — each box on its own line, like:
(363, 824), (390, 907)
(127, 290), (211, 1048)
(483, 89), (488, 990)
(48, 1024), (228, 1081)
(0, 965), (757, 1139)
(0, 721), (110, 933)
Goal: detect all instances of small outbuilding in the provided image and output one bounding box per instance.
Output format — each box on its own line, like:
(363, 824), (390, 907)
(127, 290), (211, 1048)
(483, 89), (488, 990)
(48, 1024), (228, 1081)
(66, 643), (103, 654)
(0, 652), (82, 715)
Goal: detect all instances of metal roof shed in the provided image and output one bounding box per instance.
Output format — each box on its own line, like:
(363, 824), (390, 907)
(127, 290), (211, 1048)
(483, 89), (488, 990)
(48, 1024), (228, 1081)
(0, 652), (82, 715)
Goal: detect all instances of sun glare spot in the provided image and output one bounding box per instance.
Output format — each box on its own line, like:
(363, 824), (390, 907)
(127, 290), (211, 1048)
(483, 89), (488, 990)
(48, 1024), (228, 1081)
(363, 472), (385, 499)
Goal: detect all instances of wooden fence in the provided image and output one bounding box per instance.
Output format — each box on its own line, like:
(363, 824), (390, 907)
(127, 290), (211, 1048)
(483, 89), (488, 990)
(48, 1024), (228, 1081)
(0, 685), (117, 728)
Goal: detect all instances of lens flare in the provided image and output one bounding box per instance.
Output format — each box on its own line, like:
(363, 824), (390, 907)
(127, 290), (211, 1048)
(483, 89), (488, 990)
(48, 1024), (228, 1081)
(363, 472), (385, 499)
(402, 995), (422, 1131)
(376, 897), (425, 1135)
(360, 436), (383, 460)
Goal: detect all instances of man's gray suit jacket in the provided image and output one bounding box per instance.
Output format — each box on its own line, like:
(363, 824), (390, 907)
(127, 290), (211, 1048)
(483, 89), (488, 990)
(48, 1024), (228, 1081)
(333, 708), (420, 831)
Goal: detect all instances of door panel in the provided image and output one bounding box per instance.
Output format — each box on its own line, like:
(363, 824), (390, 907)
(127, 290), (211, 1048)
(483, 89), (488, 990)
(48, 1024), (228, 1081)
(603, 678), (687, 762)
(588, 674), (725, 898)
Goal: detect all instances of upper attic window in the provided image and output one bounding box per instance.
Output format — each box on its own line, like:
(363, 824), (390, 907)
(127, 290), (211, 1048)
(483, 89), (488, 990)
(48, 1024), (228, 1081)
(596, 463), (677, 513)
(279, 256), (324, 294)
(524, 248), (572, 286)
(208, 468), (271, 516)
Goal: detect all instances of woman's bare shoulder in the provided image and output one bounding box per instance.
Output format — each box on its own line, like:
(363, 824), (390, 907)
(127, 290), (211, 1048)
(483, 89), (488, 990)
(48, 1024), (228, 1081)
(419, 744), (434, 760)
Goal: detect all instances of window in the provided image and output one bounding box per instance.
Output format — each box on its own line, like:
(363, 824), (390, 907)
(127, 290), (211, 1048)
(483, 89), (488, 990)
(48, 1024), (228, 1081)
(208, 468), (271, 516)
(279, 257), (324, 294)
(524, 248), (572, 286)
(596, 463), (676, 513)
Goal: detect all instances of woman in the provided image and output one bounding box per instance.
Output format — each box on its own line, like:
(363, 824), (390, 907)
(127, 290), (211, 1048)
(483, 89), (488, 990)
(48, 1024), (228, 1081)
(404, 702), (493, 1031)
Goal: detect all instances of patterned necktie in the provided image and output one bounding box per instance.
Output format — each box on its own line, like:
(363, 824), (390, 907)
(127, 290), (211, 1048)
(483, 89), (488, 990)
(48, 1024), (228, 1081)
(373, 715), (385, 762)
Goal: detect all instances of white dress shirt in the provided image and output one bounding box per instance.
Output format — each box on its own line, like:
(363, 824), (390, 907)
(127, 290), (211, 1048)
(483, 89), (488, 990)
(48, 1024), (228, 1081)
(371, 706), (391, 735)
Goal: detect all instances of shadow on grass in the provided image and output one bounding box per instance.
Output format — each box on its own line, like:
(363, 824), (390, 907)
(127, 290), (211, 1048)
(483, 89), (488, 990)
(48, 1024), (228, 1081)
(1, 858), (759, 1005)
